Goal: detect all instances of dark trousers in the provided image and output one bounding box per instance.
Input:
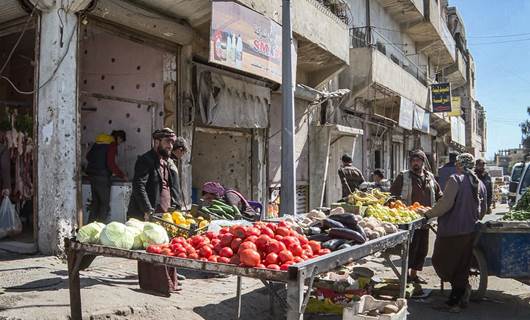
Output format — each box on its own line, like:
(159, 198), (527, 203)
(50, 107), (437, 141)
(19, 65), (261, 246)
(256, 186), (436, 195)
(408, 228), (430, 271)
(89, 175), (111, 223)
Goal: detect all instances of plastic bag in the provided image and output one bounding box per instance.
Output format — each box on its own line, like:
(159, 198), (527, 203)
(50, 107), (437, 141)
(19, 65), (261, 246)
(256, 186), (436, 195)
(0, 195), (22, 239)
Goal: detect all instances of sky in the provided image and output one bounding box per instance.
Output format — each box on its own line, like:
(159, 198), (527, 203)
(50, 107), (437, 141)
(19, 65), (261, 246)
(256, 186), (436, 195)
(450, 0), (530, 160)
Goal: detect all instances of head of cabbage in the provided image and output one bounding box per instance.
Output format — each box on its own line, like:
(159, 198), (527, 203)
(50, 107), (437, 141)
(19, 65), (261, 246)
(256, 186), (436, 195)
(77, 222), (105, 244)
(140, 222), (169, 248)
(100, 222), (135, 250)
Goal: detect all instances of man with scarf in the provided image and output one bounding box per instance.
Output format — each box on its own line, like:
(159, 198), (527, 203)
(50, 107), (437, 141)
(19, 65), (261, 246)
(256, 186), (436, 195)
(420, 153), (487, 312)
(475, 158), (493, 214)
(390, 149), (443, 284)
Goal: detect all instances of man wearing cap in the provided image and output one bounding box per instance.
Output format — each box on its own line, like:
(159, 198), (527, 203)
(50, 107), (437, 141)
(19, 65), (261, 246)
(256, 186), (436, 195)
(419, 153), (487, 312)
(127, 128), (183, 220)
(338, 154), (365, 199)
(390, 149), (443, 284)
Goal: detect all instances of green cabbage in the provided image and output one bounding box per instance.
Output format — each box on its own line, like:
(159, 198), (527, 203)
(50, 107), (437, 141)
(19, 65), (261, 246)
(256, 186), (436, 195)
(125, 218), (145, 232)
(127, 226), (144, 249)
(140, 222), (169, 248)
(77, 222), (105, 244)
(100, 222), (135, 250)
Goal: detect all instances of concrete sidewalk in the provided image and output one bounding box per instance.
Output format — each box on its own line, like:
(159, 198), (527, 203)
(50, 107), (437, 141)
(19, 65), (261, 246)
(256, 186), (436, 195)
(0, 204), (528, 320)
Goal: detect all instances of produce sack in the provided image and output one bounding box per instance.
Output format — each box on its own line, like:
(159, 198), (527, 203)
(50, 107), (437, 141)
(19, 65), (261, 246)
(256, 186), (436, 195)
(0, 195), (22, 240)
(140, 222), (169, 248)
(100, 222), (135, 250)
(77, 222), (105, 244)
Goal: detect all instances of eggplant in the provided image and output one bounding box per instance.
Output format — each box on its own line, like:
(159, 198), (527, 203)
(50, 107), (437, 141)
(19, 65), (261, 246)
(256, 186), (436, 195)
(322, 239), (347, 251)
(351, 223), (367, 240)
(308, 226), (322, 235)
(308, 233), (331, 242)
(329, 213), (358, 228)
(337, 243), (353, 250)
(322, 218), (345, 230)
(328, 228), (367, 244)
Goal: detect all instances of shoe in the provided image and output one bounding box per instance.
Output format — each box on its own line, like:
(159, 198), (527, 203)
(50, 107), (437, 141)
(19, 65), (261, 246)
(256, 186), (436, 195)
(177, 274), (186, 281)
(460, 285), (471, 308)
(408, 275), (428, 284)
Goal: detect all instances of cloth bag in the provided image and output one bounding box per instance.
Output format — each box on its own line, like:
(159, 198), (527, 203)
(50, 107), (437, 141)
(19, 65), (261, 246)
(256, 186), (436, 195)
(0, 195), (22, 239)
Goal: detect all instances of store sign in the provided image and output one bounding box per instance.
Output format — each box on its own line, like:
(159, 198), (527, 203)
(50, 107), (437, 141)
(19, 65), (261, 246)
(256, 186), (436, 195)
(399, 97), (414, 130)
(448, 97), (462, 117)
(450, 116), (466, 146)
(413, 105), (425, 131)
(210, 1), (282, 83)
(431, 82), (452, 113)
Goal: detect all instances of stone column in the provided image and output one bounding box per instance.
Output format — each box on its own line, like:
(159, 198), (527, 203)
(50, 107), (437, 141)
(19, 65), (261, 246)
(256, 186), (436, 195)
(32, 0), (91, 255)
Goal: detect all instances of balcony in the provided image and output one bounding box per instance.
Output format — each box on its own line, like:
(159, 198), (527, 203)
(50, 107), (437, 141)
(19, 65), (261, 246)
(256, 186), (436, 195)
(375, 0), (424, 24)
(342, 27), (429, 108)
(404, 0), (456, 68)
(445, 49), (467, 89)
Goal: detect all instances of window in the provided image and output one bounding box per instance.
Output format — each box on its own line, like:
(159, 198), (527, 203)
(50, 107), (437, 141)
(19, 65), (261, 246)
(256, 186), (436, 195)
(519, 168), (530, 194)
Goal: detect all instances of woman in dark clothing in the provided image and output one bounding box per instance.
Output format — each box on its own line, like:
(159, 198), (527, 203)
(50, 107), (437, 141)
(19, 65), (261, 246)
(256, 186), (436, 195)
(420, 153), (487, 313)
(201, 181), (259, 220)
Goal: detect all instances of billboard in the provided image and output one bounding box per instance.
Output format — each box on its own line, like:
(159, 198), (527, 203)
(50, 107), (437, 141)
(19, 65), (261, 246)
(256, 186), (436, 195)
(432, 82), (452, 113)
(210, 1), (282, 83)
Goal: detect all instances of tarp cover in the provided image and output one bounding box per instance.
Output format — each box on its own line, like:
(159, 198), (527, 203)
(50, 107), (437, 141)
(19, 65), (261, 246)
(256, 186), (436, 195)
(197, 67), (270, 128)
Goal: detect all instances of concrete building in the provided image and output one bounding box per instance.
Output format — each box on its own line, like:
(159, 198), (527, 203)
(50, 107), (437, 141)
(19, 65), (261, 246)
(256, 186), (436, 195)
(0, 0), (350, 254)
(495, 148), (527, 174)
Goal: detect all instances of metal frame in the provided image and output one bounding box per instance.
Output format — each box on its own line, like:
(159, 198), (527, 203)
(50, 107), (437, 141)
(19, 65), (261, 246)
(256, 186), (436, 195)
(65, 231), (409, 320)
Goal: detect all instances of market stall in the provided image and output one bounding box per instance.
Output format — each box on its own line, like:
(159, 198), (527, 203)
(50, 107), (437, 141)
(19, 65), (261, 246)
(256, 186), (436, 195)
(65, 229), (409, 320)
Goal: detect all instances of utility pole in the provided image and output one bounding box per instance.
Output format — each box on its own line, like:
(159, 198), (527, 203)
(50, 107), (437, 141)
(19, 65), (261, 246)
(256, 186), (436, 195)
(280, 0), (296, 216)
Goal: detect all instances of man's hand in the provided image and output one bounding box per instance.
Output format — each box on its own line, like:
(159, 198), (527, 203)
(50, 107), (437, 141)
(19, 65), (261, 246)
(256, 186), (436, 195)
(144, 211), (153, 221)
(1, 189), (9, 197)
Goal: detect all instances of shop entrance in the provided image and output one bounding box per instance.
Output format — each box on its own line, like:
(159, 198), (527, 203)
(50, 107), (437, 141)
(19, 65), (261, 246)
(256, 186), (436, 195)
(0, 27), (37, 248)
(79, 22), (178, 224)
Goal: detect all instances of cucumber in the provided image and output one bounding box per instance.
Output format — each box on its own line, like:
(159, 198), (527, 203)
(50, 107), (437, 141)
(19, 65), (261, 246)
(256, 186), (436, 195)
(232, 205), (241, 216)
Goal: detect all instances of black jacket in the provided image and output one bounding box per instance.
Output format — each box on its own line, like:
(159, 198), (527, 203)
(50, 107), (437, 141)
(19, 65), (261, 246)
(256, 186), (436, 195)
(127, 149), (181, 219)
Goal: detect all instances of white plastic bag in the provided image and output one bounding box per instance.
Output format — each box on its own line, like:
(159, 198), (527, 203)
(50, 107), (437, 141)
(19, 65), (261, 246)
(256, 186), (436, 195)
(0, 195), (22, 239)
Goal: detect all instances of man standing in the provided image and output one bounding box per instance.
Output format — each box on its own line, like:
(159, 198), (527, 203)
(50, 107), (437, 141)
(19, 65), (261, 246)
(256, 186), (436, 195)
(475, 158), (493, 214)
(390, 149), (443, 283)
(338, 154), (365, 199)
(85, 130), (127, 222)
(128, 128), (182, 220)
(437, 152), (458, 190)
(372, 169), (390, 192)
(421, 153), (487, 312)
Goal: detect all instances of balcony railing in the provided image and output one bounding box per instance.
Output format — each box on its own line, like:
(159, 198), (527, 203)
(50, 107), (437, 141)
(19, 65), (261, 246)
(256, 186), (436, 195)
(313, 0), (352, 25)
(350, 26), (429, 86)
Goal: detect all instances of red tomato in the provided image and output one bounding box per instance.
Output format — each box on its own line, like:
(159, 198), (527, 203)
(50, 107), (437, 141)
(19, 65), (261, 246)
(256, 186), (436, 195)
(211, 238), (221, 247)
(232, 226), (247, 238)
(229, 255), (240, 265)
(186, 246), (197, 255)
(267, 264), (280, 270)
(293, 256), (303, 263)
(282, 236), (299, 248)
(220, 233), (234, 247)
(145, 244), (160, 254)
(274, 235), (284, 242)
(188, 253), (199, 259)
(278, 221), (290, 228)
(260, 227), (275, 238)
(170, 244), (186, 255)
(205, 231), (218, 240)
(199, 257), (208, 262)
(308, 241), (321, 253)
(218, 257), (231, 264)
(266, 223), (278, 232)
(245, 227), (261, 237)
(231, 238), (244, 251)
(219, 247), (234, 258)
(239, 241), (257, 252)
(213, 243), (223, 254)
(301, 245), (313, 257)
(289, 244), (303, 257)
(160, 248), (172, 256)
(255, 264), (266, 269)
(199, 245), (213, 258)
(245, 235), (258, 243)
(318, 248), (331, 255)
(297, 235), (309, 245)
(280, 261), (294, 270)
(300, 255), (309, 260)
(289, 229), (299, 236)
(276, 227), (291, 237)
(219, 227), (230, 234)
(177, 252), (187, 258)
(239, 249), (261, 267)
(208, 255), (218, 262)
(266, 240), (282, 254)
(265, 252), (279, 265)
(171, 237), (186, 245)
(278, 250), (294, 263)
(278, 241), (287, 252)
(256, 235), (271, 249)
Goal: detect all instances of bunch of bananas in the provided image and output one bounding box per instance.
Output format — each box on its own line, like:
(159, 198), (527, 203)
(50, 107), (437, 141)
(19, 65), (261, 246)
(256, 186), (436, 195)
(348, 189), (390, 206)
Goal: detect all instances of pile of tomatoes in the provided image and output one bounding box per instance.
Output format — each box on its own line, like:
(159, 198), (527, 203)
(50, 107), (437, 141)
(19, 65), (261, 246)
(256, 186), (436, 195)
(146, 221), (331, 270)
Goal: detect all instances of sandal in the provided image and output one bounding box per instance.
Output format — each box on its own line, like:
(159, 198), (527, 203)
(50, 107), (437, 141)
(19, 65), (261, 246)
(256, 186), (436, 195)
(408, 275), (428, 284)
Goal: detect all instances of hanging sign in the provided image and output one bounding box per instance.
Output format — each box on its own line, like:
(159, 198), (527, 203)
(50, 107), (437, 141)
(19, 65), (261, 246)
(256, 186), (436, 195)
(399, 97), (414, 130)
(448, 96), (462, 117)
(431, 82), (452, 113)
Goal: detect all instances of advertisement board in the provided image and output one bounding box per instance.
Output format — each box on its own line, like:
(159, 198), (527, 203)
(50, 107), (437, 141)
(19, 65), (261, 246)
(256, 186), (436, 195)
(432, 82), (452, 113)
(210, 1), (282, 83)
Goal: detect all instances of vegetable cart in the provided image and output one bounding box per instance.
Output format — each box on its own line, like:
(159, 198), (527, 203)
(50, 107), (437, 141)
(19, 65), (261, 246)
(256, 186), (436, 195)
(65, 230), (410, 320)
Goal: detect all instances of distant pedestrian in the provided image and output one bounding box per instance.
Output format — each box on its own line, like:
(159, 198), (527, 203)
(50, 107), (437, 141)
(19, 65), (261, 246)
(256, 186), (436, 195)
(390, 149), (442, 284)
(338, 154), (365, 199)
(420, 153), (487, 313)
(437, 152), (458, 190)
(475, 159), (493, 214)
(371, 169), (390, 192)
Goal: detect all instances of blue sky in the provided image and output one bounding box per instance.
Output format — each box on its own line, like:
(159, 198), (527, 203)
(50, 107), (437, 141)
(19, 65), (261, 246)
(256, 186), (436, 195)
(451, 0), (530, 160)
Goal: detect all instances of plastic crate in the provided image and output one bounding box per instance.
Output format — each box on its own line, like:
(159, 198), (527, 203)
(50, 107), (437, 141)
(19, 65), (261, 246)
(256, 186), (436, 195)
(149, 214), (207, 239)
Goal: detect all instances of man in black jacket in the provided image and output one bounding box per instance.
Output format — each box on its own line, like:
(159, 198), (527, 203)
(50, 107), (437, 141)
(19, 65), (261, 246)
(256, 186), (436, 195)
(127, 128), (182, 220)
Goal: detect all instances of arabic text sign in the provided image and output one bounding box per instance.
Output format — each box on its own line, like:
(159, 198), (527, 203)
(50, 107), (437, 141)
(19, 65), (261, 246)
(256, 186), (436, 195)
(399, 97), (414, 130)
(210, 2), (282, 83)
(432, 82), (452, 113)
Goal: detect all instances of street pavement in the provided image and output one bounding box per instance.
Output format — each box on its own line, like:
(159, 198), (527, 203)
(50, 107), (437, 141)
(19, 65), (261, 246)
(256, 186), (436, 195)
(0, 204), (528, 319)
